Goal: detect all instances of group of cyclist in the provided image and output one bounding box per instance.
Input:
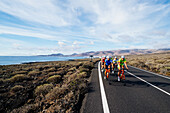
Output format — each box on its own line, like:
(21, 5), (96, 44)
(101, 55), (128, 81)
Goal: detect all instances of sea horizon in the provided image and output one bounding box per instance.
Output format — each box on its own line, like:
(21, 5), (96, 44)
(0, 56), (87, 65)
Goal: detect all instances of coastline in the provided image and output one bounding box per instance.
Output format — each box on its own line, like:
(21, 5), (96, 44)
(0, 56), (88, 66)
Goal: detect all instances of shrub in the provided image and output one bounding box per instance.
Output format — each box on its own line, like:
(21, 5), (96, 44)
(68, 67), (76, 72)
(13, 71), (27, 74)
(82, 62), (91, 68)
(46, 75), (61, 83)
(34, 84), (53, 96)
(46, 87), (67, 100)
(8, 74), (28, 82)
(10, 85), (24, 92)
(55, 70), (66, 75)
(166, 72), (170, 76)
(66, 71), (73, 75)
(77, 72), (87, 78)
(28, 70), (40, 77)
(0, 78), (4, 84)
(47, 67), (56, 72)
(79, 67), (89, 73)
(78, 83), (87, 94)
(47, 72), (57, 77)
(69, 73), (77, 80)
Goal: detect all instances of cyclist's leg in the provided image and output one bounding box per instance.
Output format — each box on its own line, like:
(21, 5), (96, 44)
(115, 64), (118, 70)
(118, 65), (121, 81)
(122, 65), (125, 79)
(101, 62), (103, 69)
(113, 64), (115, 71)
(120, 66), (123, 79)
(107, 65), (111, 78)
(105, 65), (108, 77)
(118, 65), (121, 76)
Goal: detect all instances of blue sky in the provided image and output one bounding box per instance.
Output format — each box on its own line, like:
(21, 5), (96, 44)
(0, 0), (170, 56)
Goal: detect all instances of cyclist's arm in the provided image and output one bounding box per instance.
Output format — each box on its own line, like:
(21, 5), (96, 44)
(104, 62), (106, 68)
(124, 62), (128, 70)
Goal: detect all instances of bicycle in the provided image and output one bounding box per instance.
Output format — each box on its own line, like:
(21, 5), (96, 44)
(104, 65), (112, 80)
(118, 65), (128, 81)
(112, 63), (118, 74)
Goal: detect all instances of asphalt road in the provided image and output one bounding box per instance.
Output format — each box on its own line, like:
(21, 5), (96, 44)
(83, 62), (170, 113)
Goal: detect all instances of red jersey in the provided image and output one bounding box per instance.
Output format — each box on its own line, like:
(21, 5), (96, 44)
(102, 57), (105, 62)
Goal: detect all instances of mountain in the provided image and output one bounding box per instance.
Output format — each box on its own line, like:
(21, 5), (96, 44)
(41, 48), (170, 57)
(69, 48), (170, 57)
(39, 53), (64, 57)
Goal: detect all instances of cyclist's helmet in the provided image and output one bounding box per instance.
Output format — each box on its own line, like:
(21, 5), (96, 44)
(107, 56), (110, 59)
(121, 55), (125, 59)
(115, 56), (117, 59)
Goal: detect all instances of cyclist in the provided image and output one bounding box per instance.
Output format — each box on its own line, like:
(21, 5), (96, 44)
(112, 56), (118, 73)
(118, 56), (128, 81)
(101, 56), (106, 72)
(104, 56), (113, 79)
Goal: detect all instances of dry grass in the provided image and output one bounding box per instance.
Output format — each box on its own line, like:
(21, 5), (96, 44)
(127, 52), (170, 76)
(28, 70), (40, 77)
(77, 72), (88, 78)
(79, 67), (89, 73)
(8, 74), (29, 82)
(46, 75), (61, 83)
(34, 84), (53, 96)
(10, 85), (24, 92)
(45, 87), (67, 100)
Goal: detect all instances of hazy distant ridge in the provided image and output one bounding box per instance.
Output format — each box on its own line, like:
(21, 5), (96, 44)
(41, 48), (170, 57)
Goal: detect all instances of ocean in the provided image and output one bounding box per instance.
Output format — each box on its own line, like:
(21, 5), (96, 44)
(0, 56), (87, 65)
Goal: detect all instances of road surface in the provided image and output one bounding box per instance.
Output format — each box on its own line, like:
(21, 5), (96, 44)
(83, 62), (170, 113)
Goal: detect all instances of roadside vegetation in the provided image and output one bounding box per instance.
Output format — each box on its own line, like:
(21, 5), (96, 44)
(126, 52), (170, 76)
(0, 58), (99, 113)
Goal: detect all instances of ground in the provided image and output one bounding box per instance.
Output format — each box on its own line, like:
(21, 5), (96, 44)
(0, 59), (99, 113)
(126, 52), (170, 76)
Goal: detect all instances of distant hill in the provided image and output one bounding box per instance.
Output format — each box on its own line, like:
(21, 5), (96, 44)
(41, 48), (170, 57)
(68, 48), (170, 57)
(39, 53), (64, 57)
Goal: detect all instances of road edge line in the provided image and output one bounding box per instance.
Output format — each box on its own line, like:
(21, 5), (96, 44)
(128, 65), (170, 80)
(98, 62), (110, 113)
(126, 70), (170, 96)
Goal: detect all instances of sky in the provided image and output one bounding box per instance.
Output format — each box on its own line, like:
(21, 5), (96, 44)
(0, 0), (170, 56)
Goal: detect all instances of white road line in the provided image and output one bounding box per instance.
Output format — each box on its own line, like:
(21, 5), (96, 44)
(125, 70), (170, 96)
(128, 65), (170, 80)
(98, 62), (110, 113)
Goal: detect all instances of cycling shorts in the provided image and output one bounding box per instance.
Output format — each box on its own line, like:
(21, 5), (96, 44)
(118, 65), (124, 70)
(105, 65), (111, 69)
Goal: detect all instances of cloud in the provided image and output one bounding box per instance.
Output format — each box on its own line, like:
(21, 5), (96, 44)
(0, 0), (80, 27)
(0, 0), (169, 55)
(58, 41), (66, 47)
(90, 41), (94, 45)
